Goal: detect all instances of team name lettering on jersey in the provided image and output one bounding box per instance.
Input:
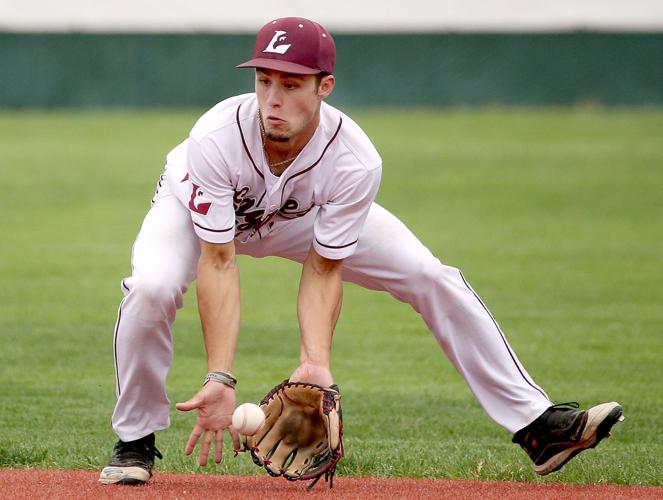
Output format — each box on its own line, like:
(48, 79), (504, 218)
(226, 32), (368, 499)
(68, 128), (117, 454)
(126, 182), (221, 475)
(233, 185), (313, 233)
(279, 198), (314, 220)
(234, 187), (265, 231)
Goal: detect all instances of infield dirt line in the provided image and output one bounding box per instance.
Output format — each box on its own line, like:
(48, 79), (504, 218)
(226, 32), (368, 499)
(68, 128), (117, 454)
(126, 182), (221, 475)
(1, 469), (661, 499)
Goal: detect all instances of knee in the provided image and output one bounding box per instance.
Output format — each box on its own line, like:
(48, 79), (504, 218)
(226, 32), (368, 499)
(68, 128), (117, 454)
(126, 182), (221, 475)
(405, 255), (457, 287)
(133, 277), (184, 307)
(123, 277), (185, 318)
(395, 257), (464, 309)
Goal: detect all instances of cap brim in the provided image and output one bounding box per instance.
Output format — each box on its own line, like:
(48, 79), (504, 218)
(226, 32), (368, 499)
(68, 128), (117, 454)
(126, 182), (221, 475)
(236, 58), (321, 75)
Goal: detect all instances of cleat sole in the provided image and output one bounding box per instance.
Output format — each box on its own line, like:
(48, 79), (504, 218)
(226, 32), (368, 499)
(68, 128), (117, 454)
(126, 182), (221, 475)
(99, 466), (151, 485)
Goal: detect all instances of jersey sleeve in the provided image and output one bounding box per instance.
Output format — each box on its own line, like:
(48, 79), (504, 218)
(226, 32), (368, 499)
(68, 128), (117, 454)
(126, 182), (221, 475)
(313, 166), (382, 260)
(186, 136), (236, 243)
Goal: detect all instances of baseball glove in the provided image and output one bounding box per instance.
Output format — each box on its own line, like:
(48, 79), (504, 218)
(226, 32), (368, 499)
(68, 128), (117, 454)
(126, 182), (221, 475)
(244, 380), (344, 490)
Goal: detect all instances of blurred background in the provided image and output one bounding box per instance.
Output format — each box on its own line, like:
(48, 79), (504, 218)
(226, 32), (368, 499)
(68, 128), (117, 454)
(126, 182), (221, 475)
(1, 0), (662, 108)
(1, 1), (662, 483)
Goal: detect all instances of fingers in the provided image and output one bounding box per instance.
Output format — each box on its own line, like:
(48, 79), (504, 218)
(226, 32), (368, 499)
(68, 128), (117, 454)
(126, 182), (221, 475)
(199, 430), (214, 466)
(175, 396), (202, 412)
(215, 432), (224, 464)
(229, 427), (241, 454)
(178, 386), (237, 465)
(184, 426), (204, 456)
(184, 426), (234, 466)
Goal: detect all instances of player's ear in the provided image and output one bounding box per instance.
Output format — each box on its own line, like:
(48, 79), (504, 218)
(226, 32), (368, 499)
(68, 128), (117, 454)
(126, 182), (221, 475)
(317, 74), (335, 100)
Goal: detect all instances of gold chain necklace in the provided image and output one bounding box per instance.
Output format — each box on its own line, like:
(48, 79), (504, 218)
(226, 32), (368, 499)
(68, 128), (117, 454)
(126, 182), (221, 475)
(267, 154), (299, 168)
(258, 111), (299, 169)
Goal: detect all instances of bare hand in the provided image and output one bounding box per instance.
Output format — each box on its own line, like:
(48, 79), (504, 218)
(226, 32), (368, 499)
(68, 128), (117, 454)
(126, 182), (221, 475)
(175, 382), (241, 466)
(289, 362), (334, 387)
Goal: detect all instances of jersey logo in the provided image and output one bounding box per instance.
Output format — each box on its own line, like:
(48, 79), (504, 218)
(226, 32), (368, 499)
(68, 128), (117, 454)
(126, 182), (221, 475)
(234, 187), (265, 231)
(233, 186), (313, 233)
(188, 183), (212, 215)
(263, 31), (291, 54)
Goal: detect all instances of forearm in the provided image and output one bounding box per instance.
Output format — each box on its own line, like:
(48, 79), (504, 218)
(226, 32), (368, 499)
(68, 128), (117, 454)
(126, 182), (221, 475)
(197, 242), (241, 373)
(297, 247), (344, 369)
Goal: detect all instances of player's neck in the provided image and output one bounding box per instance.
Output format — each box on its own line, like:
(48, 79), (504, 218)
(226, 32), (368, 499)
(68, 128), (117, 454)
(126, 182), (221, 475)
(261, 113), (320, 175)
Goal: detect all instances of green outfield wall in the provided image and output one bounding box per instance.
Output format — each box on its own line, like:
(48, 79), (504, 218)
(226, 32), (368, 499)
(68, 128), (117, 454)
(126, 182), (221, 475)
(1, 33), (661, 107)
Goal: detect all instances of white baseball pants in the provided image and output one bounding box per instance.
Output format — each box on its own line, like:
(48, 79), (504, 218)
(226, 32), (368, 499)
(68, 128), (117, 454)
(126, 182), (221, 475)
(111, 182), (551, 442)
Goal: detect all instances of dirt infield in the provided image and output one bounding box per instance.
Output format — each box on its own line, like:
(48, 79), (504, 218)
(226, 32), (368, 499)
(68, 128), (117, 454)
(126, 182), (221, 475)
(1, 469), (660, 499)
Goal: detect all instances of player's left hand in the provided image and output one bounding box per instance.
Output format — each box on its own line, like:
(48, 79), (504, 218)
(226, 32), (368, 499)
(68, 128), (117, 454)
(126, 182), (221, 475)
(289, 361), (334, 387)
(245, 379), (344, 489)
(175, 382), (241, 466)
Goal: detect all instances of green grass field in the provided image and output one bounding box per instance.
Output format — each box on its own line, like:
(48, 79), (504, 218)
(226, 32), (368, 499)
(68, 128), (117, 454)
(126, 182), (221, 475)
(0, 108), (661, 485)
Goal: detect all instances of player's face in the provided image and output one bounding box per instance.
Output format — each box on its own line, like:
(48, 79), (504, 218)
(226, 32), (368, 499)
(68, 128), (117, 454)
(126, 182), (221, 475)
(255, 69), (335, 143)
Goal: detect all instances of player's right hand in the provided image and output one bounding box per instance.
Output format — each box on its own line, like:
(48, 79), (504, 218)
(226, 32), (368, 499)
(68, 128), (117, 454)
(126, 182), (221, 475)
(175, 382), (241, 466)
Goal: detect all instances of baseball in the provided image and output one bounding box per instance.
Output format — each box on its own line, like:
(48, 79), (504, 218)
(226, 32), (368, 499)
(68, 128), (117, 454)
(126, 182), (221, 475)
(232, 403), (265, 435)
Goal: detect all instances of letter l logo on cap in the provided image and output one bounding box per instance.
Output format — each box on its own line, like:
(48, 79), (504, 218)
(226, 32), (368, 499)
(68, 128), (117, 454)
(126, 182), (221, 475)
(263, 31), (291, 54)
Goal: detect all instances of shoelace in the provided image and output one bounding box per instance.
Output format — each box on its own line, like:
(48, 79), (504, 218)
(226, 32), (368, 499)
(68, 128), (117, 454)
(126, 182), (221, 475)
(151, 445), (163, 460)
(548, 402), (580, 411)
(538, 401), (582, 433)
(116, 440), (163, 460)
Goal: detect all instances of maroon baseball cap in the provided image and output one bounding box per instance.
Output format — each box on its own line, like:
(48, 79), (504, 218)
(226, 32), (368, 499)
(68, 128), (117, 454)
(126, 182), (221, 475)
(237, 17), (335, 75)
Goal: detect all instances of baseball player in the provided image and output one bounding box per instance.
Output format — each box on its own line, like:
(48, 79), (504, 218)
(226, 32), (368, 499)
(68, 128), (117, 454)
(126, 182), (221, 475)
(99, 17), (623, 486)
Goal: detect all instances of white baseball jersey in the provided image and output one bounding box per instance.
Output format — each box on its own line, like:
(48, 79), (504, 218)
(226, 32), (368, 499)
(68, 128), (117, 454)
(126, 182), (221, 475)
(111, 93), (553, 445)
(165, 93), (382, 260)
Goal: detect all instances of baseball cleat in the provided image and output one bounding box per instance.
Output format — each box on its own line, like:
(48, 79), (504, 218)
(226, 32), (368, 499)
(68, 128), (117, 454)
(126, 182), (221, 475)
(512, 401), (623, 475)
(99, 466), (151, 485)
(99, 433), (162, 485)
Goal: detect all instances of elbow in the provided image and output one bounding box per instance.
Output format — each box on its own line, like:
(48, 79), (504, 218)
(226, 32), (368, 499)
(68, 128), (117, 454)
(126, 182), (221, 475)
(212, 255), (237, 272)
(200, 240), (237, 271)
(306, 249), (344, 276)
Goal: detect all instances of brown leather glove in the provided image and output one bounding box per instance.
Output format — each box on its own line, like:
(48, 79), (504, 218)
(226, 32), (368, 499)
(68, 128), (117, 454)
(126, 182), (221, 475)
(245, 380), (343, 490)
